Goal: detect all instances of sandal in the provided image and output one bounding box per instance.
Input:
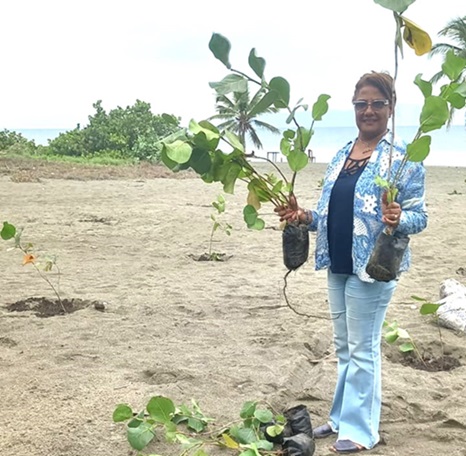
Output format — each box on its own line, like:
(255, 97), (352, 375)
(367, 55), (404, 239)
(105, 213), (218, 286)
(330, 440), (365, 453)
(313, 423), (336, 439)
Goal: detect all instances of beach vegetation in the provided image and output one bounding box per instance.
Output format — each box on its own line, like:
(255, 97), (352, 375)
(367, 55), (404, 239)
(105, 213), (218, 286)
(46, 100), (180, 161)
(0, 129), (37, 155)
(208, 87), (281, 150)
(113, 395), (288, 456)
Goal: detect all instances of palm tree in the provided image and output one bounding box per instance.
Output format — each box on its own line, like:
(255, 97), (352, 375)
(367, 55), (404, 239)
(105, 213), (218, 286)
(429, 16), (466, 84)
(208, 87), (280, 151)
(428, 16), (466, 126)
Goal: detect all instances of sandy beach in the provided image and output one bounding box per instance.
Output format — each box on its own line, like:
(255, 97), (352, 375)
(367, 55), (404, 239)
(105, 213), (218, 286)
(0, 159), (465, 456)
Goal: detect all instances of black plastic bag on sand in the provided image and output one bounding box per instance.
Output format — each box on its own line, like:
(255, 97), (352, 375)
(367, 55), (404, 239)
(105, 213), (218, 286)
(284, 404), (313, 438)
(283, 223), (309, 271)
(366, 230), (410, 282)
(283, 433), (316, 456)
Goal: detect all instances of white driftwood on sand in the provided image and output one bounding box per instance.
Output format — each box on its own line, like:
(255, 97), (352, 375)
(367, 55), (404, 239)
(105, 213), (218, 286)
(437, 279), (466, 332)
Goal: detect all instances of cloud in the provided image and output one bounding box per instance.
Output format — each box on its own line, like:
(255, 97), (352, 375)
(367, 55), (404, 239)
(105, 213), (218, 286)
(1, 0), (464, 128)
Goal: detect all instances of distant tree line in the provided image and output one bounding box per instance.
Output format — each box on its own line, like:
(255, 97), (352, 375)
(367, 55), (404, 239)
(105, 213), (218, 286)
(0, 100), (181, 161)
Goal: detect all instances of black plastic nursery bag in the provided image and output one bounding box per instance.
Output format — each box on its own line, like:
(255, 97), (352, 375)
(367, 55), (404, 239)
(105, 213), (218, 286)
(282, 223), (309, 271)
(366, 230), (410, 282)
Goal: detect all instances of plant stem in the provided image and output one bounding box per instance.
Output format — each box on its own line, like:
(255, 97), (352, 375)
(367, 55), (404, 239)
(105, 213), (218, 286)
(31, 263), (66, 314)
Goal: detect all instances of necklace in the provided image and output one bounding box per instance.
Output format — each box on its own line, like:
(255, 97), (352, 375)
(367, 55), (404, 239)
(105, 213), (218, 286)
(357, 130), (388, 154)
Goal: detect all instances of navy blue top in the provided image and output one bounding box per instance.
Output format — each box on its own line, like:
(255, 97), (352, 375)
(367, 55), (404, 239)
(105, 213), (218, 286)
(327, 157), (369, 274)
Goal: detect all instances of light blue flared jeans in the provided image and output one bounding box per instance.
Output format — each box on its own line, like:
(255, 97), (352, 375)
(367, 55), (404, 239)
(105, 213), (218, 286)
(327, 271), (397, 449)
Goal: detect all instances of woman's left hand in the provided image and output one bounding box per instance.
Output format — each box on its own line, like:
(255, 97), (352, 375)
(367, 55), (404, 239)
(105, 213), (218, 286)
(382, 192), (402, 228)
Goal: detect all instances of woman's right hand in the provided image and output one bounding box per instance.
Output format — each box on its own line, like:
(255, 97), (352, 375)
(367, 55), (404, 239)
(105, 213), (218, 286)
(274, 194), (311, 224)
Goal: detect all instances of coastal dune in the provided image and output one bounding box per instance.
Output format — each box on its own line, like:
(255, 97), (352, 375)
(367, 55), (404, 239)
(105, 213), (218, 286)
(0, 162), (465, 456)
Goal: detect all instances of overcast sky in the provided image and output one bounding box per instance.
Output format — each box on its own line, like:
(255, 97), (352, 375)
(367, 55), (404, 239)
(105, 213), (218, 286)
(1, 0), (465, 129)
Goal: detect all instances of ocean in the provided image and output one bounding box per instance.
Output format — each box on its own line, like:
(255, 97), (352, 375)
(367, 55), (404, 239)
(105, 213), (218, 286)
(16, 125), (466, 167)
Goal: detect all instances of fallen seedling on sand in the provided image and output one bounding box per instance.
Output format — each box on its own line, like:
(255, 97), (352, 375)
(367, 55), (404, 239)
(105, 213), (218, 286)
(1, 221), (65, 313)
(113, 396), (316, 456)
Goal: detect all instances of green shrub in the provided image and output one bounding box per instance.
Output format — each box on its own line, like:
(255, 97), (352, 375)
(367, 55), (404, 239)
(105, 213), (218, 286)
(47, 100), (180, 160)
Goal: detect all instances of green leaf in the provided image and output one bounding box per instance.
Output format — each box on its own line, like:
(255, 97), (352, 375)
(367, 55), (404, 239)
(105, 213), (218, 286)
(253, 409), (273, 423)
(165, 140), (192, 164)
(160, 147), (179, 170)
(454, 81), (466, 97)
(414, 74), (432, 98)
(266, 424), (284, 437)
(127, 421), (155, 451)
(248, 90), (278, 118)
(236, 427), (257, 444)
(222, 162), (242, 194)
(406, 135), (431, 162)
(283, 129), (295, 140)
(1, 222), (16, 241)
(190, 148), (212, 175)
(189, 119), (220, 143)
(287, 150), (308, 173)
(243, 206), (259, 228)
(374, 176), (390, 189)
(254, 440), (274, 451)
(312, 94), (331, 120)
(419, 96), (449, 133)
(442, 50), (466, 82)
(373, 0), (415, 13)
(446, 92), (466, 109)
(397, 328), (410, 339)
(146, 396), (175, 423)
(420, 302), (441, 315)
(188, 417), (205, 433)
(113, 404), (133, 422)
(209, 74), (247, 95)
(294, 127), (313, 152)
(269, 77), (290, 108)
(385, 331), (399, 344)
(280, 138), (291, 157)
(239, 450), (256, 456)
(224, 130), (245, 152)
(399, 342), (415, 353)
(209, 33), (231, 69)
(248, 48), (266, 79)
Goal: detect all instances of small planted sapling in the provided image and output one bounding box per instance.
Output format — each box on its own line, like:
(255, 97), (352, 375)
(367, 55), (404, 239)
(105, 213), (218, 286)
(1, 221), (64, 313)
(208, 194), (232, 261)
(383, 320), (428, 369)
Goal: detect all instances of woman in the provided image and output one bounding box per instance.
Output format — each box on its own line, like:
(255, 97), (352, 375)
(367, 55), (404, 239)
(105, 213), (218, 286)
(276, 72), (427, 453)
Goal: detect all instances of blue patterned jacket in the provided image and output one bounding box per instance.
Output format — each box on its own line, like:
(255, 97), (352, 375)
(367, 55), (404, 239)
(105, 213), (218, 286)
(308, 131), (428, 282)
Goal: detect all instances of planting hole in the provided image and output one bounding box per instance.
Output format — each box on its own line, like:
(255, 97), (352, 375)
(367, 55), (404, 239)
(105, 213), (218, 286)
(6, 297), (97, 318)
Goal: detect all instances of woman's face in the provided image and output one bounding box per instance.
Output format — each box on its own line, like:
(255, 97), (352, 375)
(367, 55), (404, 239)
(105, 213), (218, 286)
(354, 85), (392, 139)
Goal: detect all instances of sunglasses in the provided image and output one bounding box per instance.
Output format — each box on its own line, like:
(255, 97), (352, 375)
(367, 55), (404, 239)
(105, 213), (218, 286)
(353, 99), (389, 112)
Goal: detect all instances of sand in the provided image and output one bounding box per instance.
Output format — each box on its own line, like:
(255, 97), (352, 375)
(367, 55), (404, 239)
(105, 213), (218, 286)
(0, 160), (465, 456)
